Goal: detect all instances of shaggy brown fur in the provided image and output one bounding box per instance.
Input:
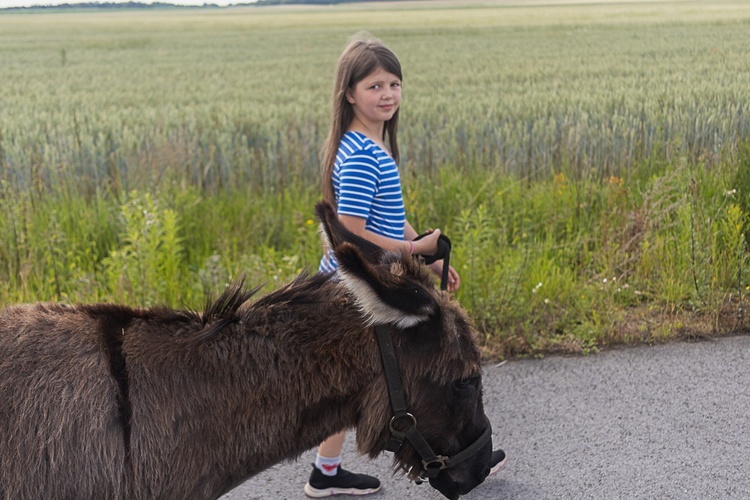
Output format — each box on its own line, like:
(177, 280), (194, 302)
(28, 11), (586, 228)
(0, 201), (491, 500)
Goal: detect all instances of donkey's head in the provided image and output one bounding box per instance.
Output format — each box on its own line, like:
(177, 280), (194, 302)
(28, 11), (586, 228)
(316, 201), (493, 500)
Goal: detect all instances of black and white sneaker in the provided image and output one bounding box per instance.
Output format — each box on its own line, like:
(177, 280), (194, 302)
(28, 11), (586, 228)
(488, 449), (507, 477)
(304, 464), (382, 497)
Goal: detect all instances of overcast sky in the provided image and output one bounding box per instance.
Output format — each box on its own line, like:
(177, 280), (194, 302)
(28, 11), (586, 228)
(0, 0), (243, 7)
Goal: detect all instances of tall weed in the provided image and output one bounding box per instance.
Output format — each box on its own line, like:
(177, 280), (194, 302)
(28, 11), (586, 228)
(102, 192), (184, 306)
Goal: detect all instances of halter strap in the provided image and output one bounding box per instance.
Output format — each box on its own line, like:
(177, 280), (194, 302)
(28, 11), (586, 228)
(374, 324), (492, 479)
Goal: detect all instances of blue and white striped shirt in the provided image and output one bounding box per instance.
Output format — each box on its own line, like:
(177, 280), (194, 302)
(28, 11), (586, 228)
(319, 131), (406, 272)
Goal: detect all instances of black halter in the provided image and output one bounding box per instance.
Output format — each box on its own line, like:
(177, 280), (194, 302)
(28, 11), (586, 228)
(374, 324), (492, 482)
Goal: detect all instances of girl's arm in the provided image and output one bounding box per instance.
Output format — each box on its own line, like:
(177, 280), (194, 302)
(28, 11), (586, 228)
(404, 220), (419, 241)
(340, 215), (460, 291)
(338, 215), (440, 256)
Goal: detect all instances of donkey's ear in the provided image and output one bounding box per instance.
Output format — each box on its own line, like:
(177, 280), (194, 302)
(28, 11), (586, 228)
(315, 201), (384, 263)
(335, 242), (436, 328)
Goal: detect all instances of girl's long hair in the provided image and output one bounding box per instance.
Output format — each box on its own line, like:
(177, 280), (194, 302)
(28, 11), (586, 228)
(321, 34), (403, 206)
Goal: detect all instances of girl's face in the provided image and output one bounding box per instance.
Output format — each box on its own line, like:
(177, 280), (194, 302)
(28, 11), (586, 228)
(346, 66), (401, 131)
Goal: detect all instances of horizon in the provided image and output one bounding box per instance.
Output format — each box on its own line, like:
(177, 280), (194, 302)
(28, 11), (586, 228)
(0, 0), (251, 7)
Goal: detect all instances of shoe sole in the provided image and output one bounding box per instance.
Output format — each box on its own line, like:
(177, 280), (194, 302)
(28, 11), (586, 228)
(304, 483), (382, 498)
(488, 455), (507, 478)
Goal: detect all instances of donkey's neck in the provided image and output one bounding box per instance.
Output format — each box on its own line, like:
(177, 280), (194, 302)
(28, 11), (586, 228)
(244, 296), (381, 459)
(142, 288), (383, 498)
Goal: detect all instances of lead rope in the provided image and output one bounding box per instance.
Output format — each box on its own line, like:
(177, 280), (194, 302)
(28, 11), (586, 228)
(412, 232), (451, 291)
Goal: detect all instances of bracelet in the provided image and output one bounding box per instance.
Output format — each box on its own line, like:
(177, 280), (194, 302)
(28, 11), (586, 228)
(408, 240), (414, 255)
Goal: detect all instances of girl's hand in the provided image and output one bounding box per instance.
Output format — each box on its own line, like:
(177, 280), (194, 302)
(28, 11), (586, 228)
(412, 229), (441, 256)
(427, 261), (461, 292)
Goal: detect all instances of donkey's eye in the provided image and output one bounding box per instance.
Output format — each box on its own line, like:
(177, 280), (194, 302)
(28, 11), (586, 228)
(454, 376), (479, 390)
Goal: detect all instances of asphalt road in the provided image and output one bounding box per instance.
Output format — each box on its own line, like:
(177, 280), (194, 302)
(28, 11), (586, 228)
(222, 334), (750, 500)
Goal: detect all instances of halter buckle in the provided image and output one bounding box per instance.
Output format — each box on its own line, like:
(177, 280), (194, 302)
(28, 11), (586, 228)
(422, 456), (449, 478)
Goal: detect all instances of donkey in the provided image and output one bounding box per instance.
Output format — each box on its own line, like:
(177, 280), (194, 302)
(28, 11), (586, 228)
(0, 201), (493, 500)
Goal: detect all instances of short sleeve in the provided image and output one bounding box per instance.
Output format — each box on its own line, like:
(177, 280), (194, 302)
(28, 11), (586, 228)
(336, 150), (380, 219)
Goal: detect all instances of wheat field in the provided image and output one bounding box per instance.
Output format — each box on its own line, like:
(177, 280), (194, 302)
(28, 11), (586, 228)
(2, 0), (750, 356)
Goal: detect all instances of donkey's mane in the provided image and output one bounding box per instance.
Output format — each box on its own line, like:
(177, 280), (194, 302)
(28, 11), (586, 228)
(248, 271), (333, 311)
(201, 279), (259, 324)
(188, 271), (335, 343)
(75, 272), (336, 346)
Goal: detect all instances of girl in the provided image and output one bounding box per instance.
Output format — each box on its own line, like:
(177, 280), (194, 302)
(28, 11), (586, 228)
(304, 34), (504, 498)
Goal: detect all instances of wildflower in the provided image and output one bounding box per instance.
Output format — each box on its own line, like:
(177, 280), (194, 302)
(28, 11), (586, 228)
(306, 219), (314, 225)
(726, 189), (737, 197)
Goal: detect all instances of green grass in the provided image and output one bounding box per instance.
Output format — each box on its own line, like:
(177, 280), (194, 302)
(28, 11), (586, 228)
(2, 0), (750, 358)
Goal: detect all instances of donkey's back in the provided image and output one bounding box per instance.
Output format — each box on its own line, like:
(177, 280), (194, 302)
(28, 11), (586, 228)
(0, 303), (129, 500)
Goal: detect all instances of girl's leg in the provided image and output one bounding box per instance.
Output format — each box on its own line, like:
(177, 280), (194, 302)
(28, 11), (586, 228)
(318, 431), (346, 459)
(313, 431), (346, 476)
(304, 431), (381, 497)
